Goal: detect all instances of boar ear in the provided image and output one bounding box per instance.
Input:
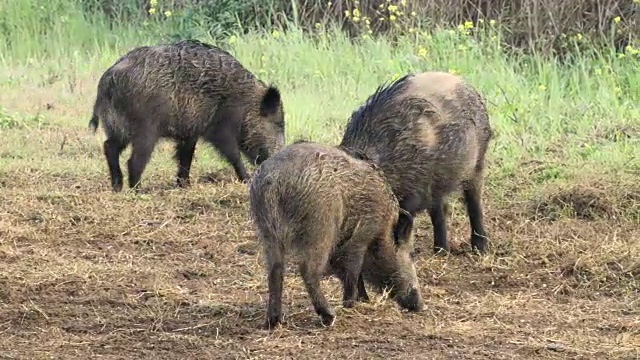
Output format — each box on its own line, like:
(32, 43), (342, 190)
(260, 86), (281, 116)
(393, 209), (414, 245)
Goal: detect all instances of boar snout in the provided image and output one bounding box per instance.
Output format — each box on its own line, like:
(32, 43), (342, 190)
(395, 287), (423, 312)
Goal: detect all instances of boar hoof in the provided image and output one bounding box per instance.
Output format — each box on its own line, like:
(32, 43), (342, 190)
(343, 299), (357, 308)
(319, 311), (336, 327)
(264, 316), (282, 330)
(176, 178), (191, 188)
(433, 247), (449, 256)
(112, 183), (123, 193)
(471, 236), (487, 254)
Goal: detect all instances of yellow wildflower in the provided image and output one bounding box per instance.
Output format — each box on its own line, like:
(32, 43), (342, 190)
(418, 48), (427, 57)
(464, 20), (473, 29)
(625, 45), (639, 55)
(148, 7), (156, 15)
(613, 16), (621, 24)
(164, 10), (172, 17)
(150, 0), (158, 6)
(228, 35), (237, 44)
(390, 15), (397, 21)
(388, 5), (398, 13)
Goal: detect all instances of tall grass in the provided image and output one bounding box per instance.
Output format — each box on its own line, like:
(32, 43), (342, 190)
(0, 0), (638, 198)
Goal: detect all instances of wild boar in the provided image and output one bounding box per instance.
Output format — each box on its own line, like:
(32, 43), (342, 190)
(340, 71), (493, 254)
(89, 39), (285, 192)
(249, 140), (423, 328)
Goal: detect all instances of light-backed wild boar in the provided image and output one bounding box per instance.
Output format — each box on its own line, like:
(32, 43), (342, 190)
(88, 39), (285, 192)
(339, 71), (493, 254)
(249, 140), (423, 329)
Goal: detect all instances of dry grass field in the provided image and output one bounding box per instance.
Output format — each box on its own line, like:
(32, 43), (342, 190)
(0, 6), (639, 358)
(0, 128), (638, 359)
(1, 83), (638, 359)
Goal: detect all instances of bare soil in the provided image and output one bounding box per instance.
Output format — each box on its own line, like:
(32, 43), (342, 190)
(0, 132), (638, 359)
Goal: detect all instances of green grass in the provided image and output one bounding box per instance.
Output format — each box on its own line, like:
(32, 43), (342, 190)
(1, 4), (639, 358)
(0, 2), (638, 203)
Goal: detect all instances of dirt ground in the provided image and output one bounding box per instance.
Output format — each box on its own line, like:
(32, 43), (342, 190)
(0, 133), (638, 360)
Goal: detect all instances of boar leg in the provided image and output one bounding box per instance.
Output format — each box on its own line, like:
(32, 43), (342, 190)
(398, 194), (422, 216)
(357, 273), (369, 302)
(400, 193), (449, 254)
(127, 133), (158, 191)
(175, 138), (198, 188)
(463, 173), (488, 253)
(340, 245), (367, 308)
(103, 137), (128, 192)
(299, 252), (335, 327)
(429, 198), (449, 254)
(264, 243), (286, 329)
(218, 143), (250, 182)
(205, 129), (250, 182)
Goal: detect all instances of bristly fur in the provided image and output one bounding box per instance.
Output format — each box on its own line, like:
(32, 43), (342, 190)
(346, 73), (413, 133)
(249, 141), (423, 329)
(339, 71), (493, 255)
(172, 39), (223, 51)
(89, 38), (286, 192)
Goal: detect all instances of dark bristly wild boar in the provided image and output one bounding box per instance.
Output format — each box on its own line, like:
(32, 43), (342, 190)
(339, 71), (493, 254)
(88, 39), (285, 192)
(249, 140), (423, 329)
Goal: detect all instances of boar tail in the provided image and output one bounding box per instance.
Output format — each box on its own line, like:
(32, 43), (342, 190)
(88, 113), (99, 133)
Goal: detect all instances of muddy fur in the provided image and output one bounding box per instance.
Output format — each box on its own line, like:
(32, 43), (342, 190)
(340, 71), (493, 254)
(249, 141), (423, 329)
(89, 39), (285, 192)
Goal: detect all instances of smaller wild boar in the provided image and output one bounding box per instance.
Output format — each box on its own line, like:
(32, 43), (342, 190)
(249, 140), (423, 329)
(89, 39), (285, 192)
(340, 71), (493, 254)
